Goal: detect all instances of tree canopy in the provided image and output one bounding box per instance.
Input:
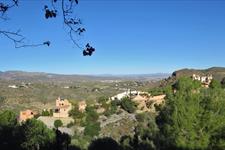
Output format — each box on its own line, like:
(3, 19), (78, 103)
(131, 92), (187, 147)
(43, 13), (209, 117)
(54, 119), (63, 129)
(120, 97), (136, 113)
(20, 119), (56, 150)
(157, 77), (225, 149)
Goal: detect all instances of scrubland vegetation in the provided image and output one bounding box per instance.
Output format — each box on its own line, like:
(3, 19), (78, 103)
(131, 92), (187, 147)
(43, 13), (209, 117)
(1, 76), (225, 150)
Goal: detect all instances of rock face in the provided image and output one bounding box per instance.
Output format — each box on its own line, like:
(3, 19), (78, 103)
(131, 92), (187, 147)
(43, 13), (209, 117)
(99, 111), (136, 128)
(99, 111), (137, 141)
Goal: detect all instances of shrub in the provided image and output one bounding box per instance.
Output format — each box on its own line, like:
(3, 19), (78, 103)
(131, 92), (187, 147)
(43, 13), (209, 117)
(54, 119), (63, 129)
(120, 97), (136, 113)
(84, 122), (101, 137)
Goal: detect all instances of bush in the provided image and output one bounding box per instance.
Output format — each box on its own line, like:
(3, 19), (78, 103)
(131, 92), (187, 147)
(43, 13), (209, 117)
(86, 106), (99, 123)
(69, 104), (85, 121)
(173, 77), (201, 91)
(210, 79), (221, 89)
(41, 110), (50, 116)
(54, 119), (63, 129)
(0, 96), (6, 104)
(0, 110), (17, 127)
(97, 96), (108, 104)
(103, 100), (118, 117)
(84, 122), (101, 137)
(148, 87), (164, 96)
(67, 121), (74, 128)
(221, 77), (225, 88)
(120, 97), (136, 113)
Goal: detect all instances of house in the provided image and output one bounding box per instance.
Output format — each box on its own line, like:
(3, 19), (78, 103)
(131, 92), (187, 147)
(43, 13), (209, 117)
(63, 86), (70, 89)
(192, 74), (213, 88)
(78, 101), (87, 112)
(19, 109), (35, 122)
(8, 85), (18, 89)
(111, 91), (130, 100)
(53, 97), (72, 118)
(111, 90), (144, 100)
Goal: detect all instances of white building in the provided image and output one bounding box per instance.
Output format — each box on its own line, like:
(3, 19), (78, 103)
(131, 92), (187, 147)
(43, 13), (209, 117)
(111, 90), (148, 100)
(192, 74), (213, 87)
(8, 85), (18, 89)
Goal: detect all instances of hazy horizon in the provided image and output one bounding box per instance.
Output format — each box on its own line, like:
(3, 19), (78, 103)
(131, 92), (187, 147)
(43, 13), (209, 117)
(0, 69), (171, 75)
(0, 66), (224, 76)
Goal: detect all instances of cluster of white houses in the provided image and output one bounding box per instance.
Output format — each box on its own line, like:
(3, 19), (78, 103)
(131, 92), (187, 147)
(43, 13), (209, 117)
(192, 74), (213, 88)
(111, 89), (166, 113)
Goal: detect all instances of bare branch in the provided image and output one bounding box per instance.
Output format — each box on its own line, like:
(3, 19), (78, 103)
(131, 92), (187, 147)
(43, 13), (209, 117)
(0, 29), (25, 46)
(61, 0), (84, 49)
(0, 29), (49, 48)
(0, 0), (95, 55)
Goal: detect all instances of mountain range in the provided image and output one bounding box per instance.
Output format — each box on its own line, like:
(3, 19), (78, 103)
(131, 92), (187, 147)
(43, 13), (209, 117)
(0, 71), (170, 82)
(1, 67), (225, 83)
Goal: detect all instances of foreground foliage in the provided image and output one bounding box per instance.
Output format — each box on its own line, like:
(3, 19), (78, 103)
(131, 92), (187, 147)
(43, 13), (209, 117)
(157, 77), (225, 149)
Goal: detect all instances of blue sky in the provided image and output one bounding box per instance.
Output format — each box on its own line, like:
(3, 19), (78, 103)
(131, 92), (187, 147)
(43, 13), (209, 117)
(0, 0), (225, 74)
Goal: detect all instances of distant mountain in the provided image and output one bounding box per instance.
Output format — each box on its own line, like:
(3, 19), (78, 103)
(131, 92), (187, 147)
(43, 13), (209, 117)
(0, 70), (169, 83)
(172, 67), (225, 81)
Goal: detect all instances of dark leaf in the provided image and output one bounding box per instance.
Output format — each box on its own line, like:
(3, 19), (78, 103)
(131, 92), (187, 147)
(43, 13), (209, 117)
(13, 0), (18, 6)
(44, 5), (48, 9)
(45, 13), (49, 19)
(83, 50), (89, 56)
(52, 12), (56, 18)
(83, 43), (95, 56)
(43, 41), (50, 46)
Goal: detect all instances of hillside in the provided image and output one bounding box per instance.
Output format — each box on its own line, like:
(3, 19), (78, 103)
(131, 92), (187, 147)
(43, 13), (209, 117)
(172, 67), (225, 81)
(0, 70), (167, 112)
(0, 71), (169, 83)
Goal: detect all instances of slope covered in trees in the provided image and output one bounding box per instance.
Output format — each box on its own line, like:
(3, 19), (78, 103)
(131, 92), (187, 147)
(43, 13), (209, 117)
(1, 76), (225, 150)
(157, 77), (225, 149)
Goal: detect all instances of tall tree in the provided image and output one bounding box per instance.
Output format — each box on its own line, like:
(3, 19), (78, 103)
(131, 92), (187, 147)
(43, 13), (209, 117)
(120, 97), (136, 113)
(20, 119), (55, 150)
(54, 119), (63, 129)
(0, 110), (21, 150)
(157, 77), (225, 150)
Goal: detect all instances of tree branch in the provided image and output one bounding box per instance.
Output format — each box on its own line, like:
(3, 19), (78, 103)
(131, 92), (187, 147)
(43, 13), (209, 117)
(61, 0), (84, 49)
(1, 0), (95, 55)
(0, 30), (50, 48)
